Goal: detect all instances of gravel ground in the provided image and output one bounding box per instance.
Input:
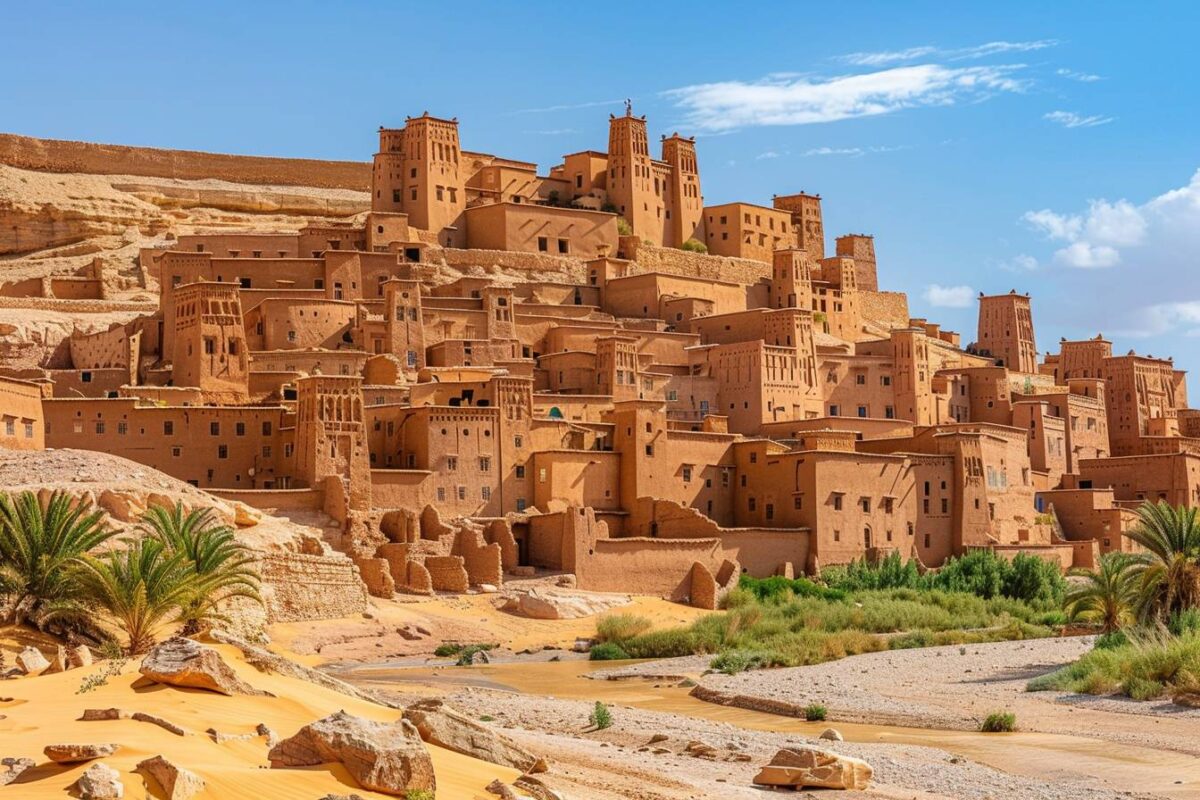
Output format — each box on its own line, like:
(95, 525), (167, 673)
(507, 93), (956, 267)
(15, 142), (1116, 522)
(368, 681), (1164, 800)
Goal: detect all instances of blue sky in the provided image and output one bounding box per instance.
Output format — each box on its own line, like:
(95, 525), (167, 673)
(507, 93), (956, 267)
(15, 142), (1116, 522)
(4, 2), (1200, 376)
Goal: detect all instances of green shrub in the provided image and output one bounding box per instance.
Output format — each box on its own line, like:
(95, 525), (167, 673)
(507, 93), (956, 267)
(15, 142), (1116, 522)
(405, 791), (435, 800)
(1027, 629), (1200, 700)
(1002, 553), (1066, 604)
(453, 643), (497, 666)
(980, 711), (1016, 732)
(1095, 629), (1130, 650)
(595, 613), (651, 643)
(434, 643), (464, 657)
(680, 238), (707, 253)
(824, 552), (920, 592)
(1169, 608), (1200, 637)
(621, 628), (699, 659)
(589, 642), (630, 661)
(888, 630), (934, 650)
(738, 574), (842, 602)
(710, 649), (769, 674)
(589, 701), (612, 730)
(615, 218), (633, 236)
(1123, 676), (1165, 700)
(803, 703), (827, 721)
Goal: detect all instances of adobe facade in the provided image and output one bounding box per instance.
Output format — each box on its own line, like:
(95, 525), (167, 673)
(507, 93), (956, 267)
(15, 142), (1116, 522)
(3, 105), (1190, 605)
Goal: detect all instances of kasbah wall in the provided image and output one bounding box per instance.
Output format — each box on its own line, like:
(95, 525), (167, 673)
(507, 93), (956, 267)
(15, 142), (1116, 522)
(3, 102), (1191, 617)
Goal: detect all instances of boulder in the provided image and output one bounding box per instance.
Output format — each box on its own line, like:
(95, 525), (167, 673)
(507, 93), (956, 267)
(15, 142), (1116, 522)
(404, 699), (547, 773)
(819, 728), (844, 741)
(139, 637), (266, 696)
(496, 588), (630, 620)
(44, 743), (120, 763)
(268, 710), (435, 796)
(47, 645), (69, 674)
(72, 762), (124, 799)
(69, 644), (94, 669)
(486, 779), (527, 799)
(137, 755), (205, 800)
(0, 757), (34, 786)
(753, 747), (872, 791)
(15, 647), (49, 675)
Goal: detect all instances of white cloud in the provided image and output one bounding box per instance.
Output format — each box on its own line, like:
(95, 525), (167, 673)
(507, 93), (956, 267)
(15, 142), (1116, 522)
(663, 64), (1029, 132)
(804, 146), (863, 157)
(1044, 110), (1114, 128)
(1020, 169), (1200, 345)
(840, 46), (937, 66)
(1056, 68), (1103, 82)
(840, 40), (1057, 66)
(1000, 253), (1039, 272)
(755, 150), (783, 160)
(1023, 208), (1083, 241)
(924, 284), (977, 307)
(1053, 241), (1121, 268)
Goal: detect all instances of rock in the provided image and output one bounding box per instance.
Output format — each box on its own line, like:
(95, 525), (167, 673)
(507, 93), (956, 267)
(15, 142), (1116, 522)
(514, 775), (566, 800)
(137, 755), (205, 800)
(72, 763), (124, 799)
(132, 712), (186, 736)
(256, 722), (280, 748)
(206, 727), (255, 744)
(43, 743), (120, 763)
(819, 728), (844, 741)
(268, 710), (435, 796)
(477, 583), (499, 594)
(647, 733), (669, 745)
(684, 740), (719, 759)
(139, 637), (266, 696)
(485, 778), (524, 799)
(0, 757), (34, 786)
(404, 698), (547, 774)
(46, 645), (69, 674)
(69, 644), (94, 669)
(15, 647), (49, 675)
(495, 588), (630, 620)
(81, 708), (126, 721)
(232, 502), (261, 527)
(753, 747), (873, 791)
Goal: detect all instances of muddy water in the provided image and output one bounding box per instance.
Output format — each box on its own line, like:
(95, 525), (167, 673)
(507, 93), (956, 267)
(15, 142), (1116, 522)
(348, 658), (1200, 799)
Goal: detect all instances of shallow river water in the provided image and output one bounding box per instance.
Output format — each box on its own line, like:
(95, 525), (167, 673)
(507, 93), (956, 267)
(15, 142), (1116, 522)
(343, 658), (1200, 799)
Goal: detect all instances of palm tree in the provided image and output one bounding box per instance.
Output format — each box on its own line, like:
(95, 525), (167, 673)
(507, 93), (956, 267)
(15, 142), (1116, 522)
(1125, 501), (1200, 622)
(0, 490), (115, 629)
(1065, 552), (1141, 633)
(141, 503), (261, 634)
(78, 538), (195, 654)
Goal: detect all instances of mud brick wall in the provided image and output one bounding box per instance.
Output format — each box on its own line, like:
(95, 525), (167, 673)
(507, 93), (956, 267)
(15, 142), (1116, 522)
(259, 552), (368, 622)
(425, 555), (469, 592)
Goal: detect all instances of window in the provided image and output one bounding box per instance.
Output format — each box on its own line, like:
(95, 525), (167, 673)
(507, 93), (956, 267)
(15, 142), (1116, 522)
(481, 486), (491, 501)
(516, 498), (527, 512)
(171, 447), (181, 458)
(117, 422), (127, 435)
(82, 371), (92, 384)
(941, 498), (949, 514)
(514, 435), (523, 448)
(855, 373), (866, 385)
(682, 465), (692, 482)
(748, 497), (757, 512)
(210, 421), (220, 436)
(537, 236), (549, 252)
(95, 421), (105, 434)
(515, 465), (525, 478)
(235, 422), (245, 436)
(857, 406), (867, 418)
(24, 422), (33, 438)
(881, 375), (891, 386)
(860, 497), (870, 513)
(883, 497), (893, 514)
(829, 404), (839, 417)
(765, 503), (774, 520)
(204, 338), (216, 355)
(218, 445), (228, 459)
(163, 421), (174, 435)
(262, 421), (272, 435)
(262, 446), (271, 458)
(437, 487), (446, 502)
(645, 444), (654, 457)
(457, 486), (466, 501)
(833, 495), (843, 511)
(447, 456), (458, 471)
(479, 457), (490, 472)
(538, 468), (547, 483)
(557, 239), (570, 254)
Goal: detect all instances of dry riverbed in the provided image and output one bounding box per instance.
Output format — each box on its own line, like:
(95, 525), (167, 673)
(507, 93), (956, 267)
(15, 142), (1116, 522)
(336, 634), (1200, 800)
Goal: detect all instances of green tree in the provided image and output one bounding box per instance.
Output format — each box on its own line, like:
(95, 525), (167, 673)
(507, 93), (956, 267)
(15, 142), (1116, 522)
(1065, 552), (1140, 633)
(141, 503), (261, 635)
(1126, 501), (1200, 622)
(0, 490), (115, 628)
(78, 538), (195, 654)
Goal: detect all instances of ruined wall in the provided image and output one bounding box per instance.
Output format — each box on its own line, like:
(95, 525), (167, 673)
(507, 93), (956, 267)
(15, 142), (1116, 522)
(258, 552), (368, 622)
(437, 247), (586, 281)
(619, 239), (770, 285)
(0, 133), (370, 190)
(859, 290), (910, 328)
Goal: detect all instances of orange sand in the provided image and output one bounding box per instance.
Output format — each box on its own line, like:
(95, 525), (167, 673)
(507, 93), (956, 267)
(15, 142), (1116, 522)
(0, 639), (517, 799)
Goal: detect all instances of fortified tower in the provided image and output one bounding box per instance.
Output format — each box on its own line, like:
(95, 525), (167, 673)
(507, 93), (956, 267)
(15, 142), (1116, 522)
(835, 234), (877, 292)
(171, 281), (248, 404)
(661, 133), (702, 248)
(977, 290), (1038, 374)
(371, 113), (465, 246)
(607, 103), (660, 245)
(770, 248), (813, 310)
(383, 278), (425, 373)
(295, 374), (371, 511)
(596, 336), (641, 402)
(774, 193), (825, 260)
